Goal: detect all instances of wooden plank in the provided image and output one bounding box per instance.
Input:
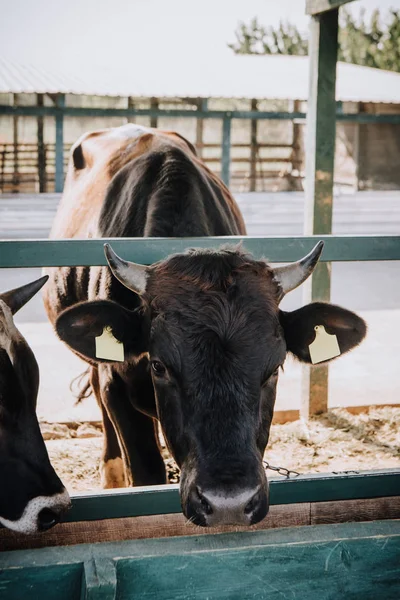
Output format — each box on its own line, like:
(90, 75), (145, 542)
(311, 496), (400, 525)
(0, 471), (388, 526)
(221, 115), (232, 185)
(303, 8), (339, 418)
(150, 97), (158, 128)
(0, 503), (311, 552)
(64, 471), (400, 522)
(195, 98), (206, 158)
(0, 235), (399, 268)
(12, 94), (19, 192)
(1, 520), (399, 569)
(306, 0), (355, 16)
(2, 522), (398, 600)
(37, 94), (47, 193)
(82, 558), (116, 600)
(55, 94), (65, 193)
(2, 497), (398, 553)
(249, 99), (258, 191)
(0, 563), (83, 600)
(115, 534), (400, 599)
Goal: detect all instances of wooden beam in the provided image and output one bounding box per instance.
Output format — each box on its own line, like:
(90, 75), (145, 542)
(196, 98), (207, 158)
(12, 94), (19, 193)
(54, 93), (65, 193)
(302, 8), (339, 418)
(37, 94), (46, 193)
(249, 99), (258, 191)
(150, 97), (158, 128)
(306, 0), (355, 16)
(1, 497), (398, 552)
(221, 115), (232, 186)
(0, 235), (399, 269)
(127, 96), (135, 123)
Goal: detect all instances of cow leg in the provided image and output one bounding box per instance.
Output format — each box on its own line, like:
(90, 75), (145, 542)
(98, 366), (167, 487)
(90, 367), (127, 488)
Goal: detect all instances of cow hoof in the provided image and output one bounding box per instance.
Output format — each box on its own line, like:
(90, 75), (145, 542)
(100, 457), (127, 488)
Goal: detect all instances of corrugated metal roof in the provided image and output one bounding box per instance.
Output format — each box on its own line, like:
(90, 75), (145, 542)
(1, 54), (400, 103)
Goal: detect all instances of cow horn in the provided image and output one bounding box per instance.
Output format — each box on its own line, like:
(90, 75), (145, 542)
(0, 275), (49, 315)
(104, 244), (148, 295)
(273, 241), (324, 298)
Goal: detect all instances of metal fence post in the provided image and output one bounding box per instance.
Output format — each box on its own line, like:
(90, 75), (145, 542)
(302, 8), (339, 419)
(55, 94), (65, 193)
(221, 114), (232, 186)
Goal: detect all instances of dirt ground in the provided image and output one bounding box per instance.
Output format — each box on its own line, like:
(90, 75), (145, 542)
(42, 407), (400, 493)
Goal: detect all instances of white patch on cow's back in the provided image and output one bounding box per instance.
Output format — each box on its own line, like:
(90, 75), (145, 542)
(108, 124), (151, 141)
(0, 488), (71, 535)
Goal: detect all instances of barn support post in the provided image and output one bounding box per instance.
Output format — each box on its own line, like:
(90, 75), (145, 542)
(301, 7), (339, 419)
(55, 94), (65, 193)
(127, 97), (135, 124)
(37, 94), (46, 193)
(290, 99), (304, 191)
(150, 97), (158, 128)
(196, 98), (207, 158)
(250, 99), (258, 192)
(221, 114), (232, 186)
(12, 94), (19, 193)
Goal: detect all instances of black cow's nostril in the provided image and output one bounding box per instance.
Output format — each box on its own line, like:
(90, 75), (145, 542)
(38, 508), (60, 531)
(196, 487), (213, 515)
(244, 489), (261, 515)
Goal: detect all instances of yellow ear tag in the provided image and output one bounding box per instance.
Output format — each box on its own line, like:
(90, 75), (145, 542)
(95, 327), (124, 362)
(309, 325), (340, 364)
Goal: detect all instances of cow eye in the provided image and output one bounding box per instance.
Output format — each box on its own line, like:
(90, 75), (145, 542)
(262, 366), (281, 386)
(151, 360), (166, 376)
(72, 144), (85, 170)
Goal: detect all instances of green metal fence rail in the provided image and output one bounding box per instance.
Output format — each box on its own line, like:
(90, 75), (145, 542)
(1, 235), (399, 268)
(65, 470), (400, 523)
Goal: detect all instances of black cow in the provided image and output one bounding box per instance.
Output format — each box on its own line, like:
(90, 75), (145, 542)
(0, 277), (70, 534)
(46, 124), (366, 527)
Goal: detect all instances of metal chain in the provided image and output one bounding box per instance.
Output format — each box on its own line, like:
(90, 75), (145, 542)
(263, 460), (300, 479)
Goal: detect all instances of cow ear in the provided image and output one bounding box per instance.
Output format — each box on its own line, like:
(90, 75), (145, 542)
(55, 300), (149, 363)
(280, 302), (367, 364)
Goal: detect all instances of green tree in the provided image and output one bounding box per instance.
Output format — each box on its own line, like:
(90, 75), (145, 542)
(228, 9), (400, 73)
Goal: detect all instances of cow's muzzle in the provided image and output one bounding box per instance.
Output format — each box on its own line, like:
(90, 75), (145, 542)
(183, 481), (269, 527)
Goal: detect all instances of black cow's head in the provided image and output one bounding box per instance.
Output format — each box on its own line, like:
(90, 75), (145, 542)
(56, 243), (366, 527)
(0, 277), (70, 534)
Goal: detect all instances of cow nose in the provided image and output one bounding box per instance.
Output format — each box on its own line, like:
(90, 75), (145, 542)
(37, 508), (61, 531)
(186, 485), (269, 527)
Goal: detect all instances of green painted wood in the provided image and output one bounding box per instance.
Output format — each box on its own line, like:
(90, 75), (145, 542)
(55, 94), (65, 194)
(1, 520), (399, 569)
(62, 471), (400, 522)
(306, 0), (355, 16)
(0, 522), (399, 599)
(221, 116), (232, 186)
(81, 559), (116, 600)
(303, 8), (339, 418)
(0, 236), (399, 268)
(305, 9), (338, 235)
(0, 563), (83, 600)
(116, 534), (400, 599)
(1, 105), (400, 124)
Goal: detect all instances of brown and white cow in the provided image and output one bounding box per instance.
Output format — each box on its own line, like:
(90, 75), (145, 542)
(45, 124), (366, 527)
(0, 277), (70, 534)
